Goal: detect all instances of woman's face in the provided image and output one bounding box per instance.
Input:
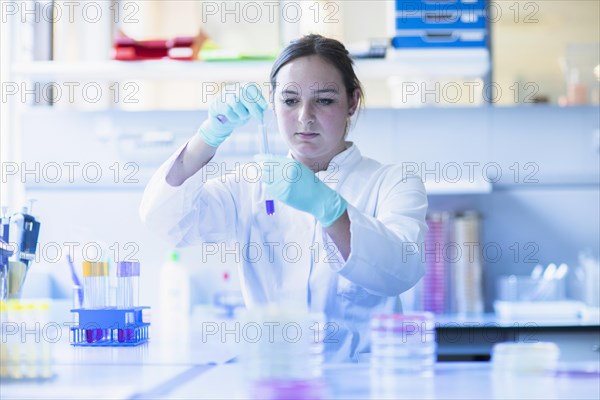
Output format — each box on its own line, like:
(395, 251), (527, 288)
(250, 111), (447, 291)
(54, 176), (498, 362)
(273, 55), (359, 171)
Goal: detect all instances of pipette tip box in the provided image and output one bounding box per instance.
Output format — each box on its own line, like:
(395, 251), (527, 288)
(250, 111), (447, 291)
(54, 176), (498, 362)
(70, 307), (150, 347)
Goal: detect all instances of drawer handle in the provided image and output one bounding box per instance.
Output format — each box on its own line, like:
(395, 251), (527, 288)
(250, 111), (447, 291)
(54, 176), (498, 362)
(424, 13), (457, 24)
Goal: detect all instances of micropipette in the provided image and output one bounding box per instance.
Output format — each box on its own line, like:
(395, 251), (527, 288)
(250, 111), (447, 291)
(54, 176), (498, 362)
(259, 118), (275, 216)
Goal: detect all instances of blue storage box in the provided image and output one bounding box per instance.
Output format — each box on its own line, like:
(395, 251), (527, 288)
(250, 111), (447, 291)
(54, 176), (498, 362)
(392, 0), (489, 49)
(395, 0), (487, 13)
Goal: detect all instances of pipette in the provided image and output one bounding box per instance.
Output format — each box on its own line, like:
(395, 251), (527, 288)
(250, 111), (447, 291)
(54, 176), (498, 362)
(259, 118), (275, 215)
(66, 253), (84, 306)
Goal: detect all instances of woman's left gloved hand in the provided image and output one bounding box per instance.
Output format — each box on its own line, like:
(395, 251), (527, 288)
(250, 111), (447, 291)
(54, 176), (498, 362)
(255, 155), (347, 227)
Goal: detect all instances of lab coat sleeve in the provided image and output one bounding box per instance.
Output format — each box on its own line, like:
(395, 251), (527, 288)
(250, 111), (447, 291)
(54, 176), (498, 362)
(329, 172), (428, 297)
(139, 142), (238, 247)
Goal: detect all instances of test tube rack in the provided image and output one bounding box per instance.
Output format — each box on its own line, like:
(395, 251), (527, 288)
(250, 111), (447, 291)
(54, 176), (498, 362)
(70, 307), (150, 347)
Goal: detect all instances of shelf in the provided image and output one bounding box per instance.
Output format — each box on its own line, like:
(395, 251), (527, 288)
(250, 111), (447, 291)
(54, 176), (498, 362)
(11, 50), (490, 81)
(434, 312), (600, 328)
(11, 59), (274, 82)
(358, 48), (490, 79)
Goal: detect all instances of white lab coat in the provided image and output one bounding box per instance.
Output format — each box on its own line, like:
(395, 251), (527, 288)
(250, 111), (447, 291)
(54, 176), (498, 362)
(140, 142), (428, 362)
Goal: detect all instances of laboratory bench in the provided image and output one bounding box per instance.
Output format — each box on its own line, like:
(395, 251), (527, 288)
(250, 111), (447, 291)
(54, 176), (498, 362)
(2, 341), (599, 399)
(0, 323), (238, 399)
(165, 362), (600, 400)
(1, 306), (599, 399)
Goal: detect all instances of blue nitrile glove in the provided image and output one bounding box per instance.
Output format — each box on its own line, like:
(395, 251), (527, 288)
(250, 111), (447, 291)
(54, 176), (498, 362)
(198, 83), (268, 147)
(256, 155), (347, 227)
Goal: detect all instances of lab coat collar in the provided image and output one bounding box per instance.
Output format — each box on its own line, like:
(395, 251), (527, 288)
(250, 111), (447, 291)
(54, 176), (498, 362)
(316, 142), (360, 180)
(286, 142), (361, 178)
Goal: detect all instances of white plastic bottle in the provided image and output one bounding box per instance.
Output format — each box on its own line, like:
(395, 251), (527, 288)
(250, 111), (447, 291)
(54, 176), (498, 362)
(159, 251), (190, 332)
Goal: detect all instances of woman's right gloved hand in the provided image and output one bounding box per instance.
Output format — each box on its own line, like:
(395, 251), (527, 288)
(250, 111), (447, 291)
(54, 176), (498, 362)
(197, 82), (268, 147)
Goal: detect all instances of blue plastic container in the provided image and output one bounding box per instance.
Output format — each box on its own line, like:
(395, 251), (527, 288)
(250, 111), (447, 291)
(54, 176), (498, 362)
(395, 11), (487, 30)
(395, 0), (487, 12)
(392, 0), (489, 49)
(392, 31), (487, 48)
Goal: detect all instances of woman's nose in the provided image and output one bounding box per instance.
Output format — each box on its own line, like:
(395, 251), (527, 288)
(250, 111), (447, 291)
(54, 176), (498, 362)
(298, 103), (315, 128)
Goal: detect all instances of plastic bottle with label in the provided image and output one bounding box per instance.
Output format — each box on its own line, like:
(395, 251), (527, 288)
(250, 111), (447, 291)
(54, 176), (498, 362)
(159, 251), (190, 332)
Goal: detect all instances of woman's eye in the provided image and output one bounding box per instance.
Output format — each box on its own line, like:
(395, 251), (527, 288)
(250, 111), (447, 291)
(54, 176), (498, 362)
(283, 98), (298, 106)
(317, 98), (334, 105)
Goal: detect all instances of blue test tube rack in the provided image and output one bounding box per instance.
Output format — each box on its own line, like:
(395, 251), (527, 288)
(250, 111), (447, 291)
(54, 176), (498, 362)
(70, 307), (150, 347)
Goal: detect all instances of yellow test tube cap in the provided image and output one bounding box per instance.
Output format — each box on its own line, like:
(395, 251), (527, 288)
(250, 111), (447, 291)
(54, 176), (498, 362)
(82, 261), (108, 277)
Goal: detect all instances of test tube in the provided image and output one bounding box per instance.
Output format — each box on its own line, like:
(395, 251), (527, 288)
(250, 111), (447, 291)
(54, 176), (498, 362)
(259, 120), (275, 215)
(82, 261), (108, 343)
(8, 301), (24, 379)
(36, 302), (52, 378)
(117, 261), (140, 342)
(217, 112), (275, 215)
(82, 261), (93, 309)
(116, 261), (139, 308)
(82, 261), (108, 309)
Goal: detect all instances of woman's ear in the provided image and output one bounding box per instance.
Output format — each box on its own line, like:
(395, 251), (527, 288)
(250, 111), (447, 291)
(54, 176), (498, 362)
(348, 88), (360, 116)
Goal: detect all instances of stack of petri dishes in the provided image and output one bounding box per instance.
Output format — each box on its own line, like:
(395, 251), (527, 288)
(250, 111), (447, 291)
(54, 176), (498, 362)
(240, 306), (326, 400)
(492, 342), (560, 375)
(423, 213), (451, 314)
(491, 342), (561, 399)
(453, 212), (484, 314)
(370, 312), (437, 378)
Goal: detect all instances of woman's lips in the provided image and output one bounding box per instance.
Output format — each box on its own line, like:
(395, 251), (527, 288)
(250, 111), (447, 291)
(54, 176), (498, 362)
(296, 132), (319, 139)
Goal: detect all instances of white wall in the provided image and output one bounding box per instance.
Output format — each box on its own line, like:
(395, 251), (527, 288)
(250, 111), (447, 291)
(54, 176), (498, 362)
(16, 105), (600, 312)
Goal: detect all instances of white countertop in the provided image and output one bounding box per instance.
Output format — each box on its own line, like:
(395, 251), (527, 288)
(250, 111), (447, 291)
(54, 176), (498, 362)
(164, 361), (600, 400)
(2, 302), (599, 399)
(3, 326), (599, 400)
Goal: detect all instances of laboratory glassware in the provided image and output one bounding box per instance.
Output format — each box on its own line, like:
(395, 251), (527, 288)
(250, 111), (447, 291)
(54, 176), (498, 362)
(240, 306), (326, 399)
(82, 261), (108, 309)
(370, 312), (436, 379)
(259, 118), (275, 215)
(116, 261), (140, 309)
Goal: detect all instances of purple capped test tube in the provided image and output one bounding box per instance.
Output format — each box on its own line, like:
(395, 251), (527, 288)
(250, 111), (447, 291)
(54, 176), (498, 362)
(117, 261), (140, 342)
(116, 261), (140, 308)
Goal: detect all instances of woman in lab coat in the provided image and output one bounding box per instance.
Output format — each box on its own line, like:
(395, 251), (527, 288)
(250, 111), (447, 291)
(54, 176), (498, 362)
(140, 34), (428, 362)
